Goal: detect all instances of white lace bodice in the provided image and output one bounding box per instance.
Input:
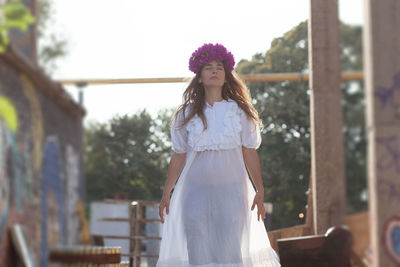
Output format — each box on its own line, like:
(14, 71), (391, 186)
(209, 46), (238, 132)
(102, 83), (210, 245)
(171, 99), (261, 153)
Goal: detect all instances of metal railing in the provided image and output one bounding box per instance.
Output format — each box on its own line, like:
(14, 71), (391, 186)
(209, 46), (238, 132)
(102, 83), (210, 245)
(56, 71), (363, 86)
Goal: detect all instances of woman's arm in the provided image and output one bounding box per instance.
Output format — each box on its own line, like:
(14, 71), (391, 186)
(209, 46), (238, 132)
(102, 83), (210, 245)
(159, 151), (187, 223)
(242, 146), (264, 193)
(242, 146), (266, 221)
(162, 152), (187, 196)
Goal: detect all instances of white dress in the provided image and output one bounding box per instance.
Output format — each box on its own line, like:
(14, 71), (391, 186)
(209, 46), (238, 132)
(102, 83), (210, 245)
(156, 99), (280, 267)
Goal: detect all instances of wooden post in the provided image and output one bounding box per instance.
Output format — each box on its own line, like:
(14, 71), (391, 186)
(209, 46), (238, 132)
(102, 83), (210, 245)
(134, 204), (143, 267)
(308, 0), (346, 234)
(129, 204), (135, 267)
(363, 1), (400, 266)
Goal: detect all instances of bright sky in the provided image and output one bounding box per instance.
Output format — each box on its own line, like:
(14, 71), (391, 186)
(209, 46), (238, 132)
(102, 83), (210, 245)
(51, 0), (363, 124)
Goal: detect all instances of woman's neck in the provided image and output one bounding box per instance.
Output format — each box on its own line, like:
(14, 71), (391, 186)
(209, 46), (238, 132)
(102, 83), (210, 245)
(204, 87), (223, 106)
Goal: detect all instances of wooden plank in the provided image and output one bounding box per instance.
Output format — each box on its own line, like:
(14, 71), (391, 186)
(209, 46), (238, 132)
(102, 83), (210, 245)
(100, 217), (161, 223)
(49, 246), (121, 264)
(101, 235), (161, 240)
(268, 224), (313, 251)
(9, 224), (33, 267)
(277, 226), (353, 267)
(49, 253), (121, 264)
(308, 0), (346, 234)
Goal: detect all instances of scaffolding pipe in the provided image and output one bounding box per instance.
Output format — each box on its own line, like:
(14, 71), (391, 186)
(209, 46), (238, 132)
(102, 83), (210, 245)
(56, 71), (363, 86)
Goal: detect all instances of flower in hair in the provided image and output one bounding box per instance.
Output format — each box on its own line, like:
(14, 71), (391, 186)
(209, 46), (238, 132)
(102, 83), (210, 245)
(188, 43), (235, 73)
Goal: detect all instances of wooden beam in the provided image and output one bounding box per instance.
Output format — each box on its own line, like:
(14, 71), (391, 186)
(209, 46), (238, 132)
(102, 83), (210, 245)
(101, 235), (161, 240)
(308, 0), (346, 234)
(99, 217), (161, 223)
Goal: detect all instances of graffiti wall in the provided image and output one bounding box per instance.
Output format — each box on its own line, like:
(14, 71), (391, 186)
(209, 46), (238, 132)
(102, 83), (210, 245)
(0, 55), (84, 266)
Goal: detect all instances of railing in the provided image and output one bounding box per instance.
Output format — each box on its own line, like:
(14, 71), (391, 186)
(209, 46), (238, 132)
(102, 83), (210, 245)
(99, 200), (161, 267)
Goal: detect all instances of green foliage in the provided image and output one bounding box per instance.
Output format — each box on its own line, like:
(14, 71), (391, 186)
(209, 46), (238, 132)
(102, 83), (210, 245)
(85, 109), (174, 203)
(236, 21), (366, 229)
(0, 0), (68, 73)
(237, 22), (311, 229)
(0, 0), (35, 53)
(340, 23), (366, 213)
(36, 0), (69, 75)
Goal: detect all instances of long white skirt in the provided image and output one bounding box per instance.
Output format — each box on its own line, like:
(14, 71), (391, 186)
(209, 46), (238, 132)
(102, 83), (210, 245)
(156, 147), (280, 267)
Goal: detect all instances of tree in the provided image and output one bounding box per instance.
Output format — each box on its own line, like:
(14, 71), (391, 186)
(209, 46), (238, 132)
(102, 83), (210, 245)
(236, 21), (366, 229)
(84, 109), (174, 203)
(340, 24), (366, 213)
(36, 0), (69, 75)
(0, 0), (69, 74)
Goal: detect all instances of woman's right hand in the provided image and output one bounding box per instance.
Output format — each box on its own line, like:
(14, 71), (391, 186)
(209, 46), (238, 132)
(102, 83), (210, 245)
(159, 194), (170, 224)
(158, 152), (186, 224)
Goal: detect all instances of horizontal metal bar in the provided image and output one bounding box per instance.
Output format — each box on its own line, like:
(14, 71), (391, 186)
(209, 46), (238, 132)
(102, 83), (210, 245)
(56, 71), (363, 86)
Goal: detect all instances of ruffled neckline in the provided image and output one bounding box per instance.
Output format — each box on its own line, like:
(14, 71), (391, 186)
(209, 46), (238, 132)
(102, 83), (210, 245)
(205, 99), (226, 108)
(186, 99), (242, 151)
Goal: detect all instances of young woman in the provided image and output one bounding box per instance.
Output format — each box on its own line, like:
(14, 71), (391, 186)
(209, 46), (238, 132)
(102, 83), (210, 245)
(156, 43), (280, 267)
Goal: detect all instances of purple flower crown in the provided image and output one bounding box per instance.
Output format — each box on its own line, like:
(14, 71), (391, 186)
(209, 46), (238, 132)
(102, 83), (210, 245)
(188, 43), (235, 73)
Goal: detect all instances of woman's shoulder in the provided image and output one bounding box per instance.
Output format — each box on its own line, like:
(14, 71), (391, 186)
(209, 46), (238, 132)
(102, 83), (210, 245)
(174, 104), (192, 119)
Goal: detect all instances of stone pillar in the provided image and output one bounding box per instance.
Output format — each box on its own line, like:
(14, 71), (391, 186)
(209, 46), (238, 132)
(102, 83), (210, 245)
(363, 1), (400, 266)
(308, 0), (346, 234)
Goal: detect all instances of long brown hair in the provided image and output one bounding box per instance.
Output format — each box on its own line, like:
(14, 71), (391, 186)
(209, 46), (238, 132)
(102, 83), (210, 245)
(172, 64), (263, 131)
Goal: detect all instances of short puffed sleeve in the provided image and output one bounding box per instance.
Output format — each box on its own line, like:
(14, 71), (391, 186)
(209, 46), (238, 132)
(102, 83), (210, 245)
(240, 110), (262, 149)
(170, 110), (188, 154)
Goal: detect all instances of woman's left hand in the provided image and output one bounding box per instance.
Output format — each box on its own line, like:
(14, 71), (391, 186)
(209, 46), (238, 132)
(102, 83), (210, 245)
(251, 191), (266, 221)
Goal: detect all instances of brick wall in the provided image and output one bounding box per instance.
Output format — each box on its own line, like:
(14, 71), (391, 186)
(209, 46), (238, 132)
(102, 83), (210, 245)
(0, 50), (84, 266)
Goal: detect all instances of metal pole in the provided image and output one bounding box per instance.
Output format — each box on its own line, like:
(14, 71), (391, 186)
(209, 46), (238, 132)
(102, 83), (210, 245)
(75, 82), (87, 106)
(57, 71), (363, 86)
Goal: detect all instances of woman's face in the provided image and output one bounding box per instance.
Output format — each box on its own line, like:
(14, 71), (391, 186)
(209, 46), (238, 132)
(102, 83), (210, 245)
(199, 60), (226, 89)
